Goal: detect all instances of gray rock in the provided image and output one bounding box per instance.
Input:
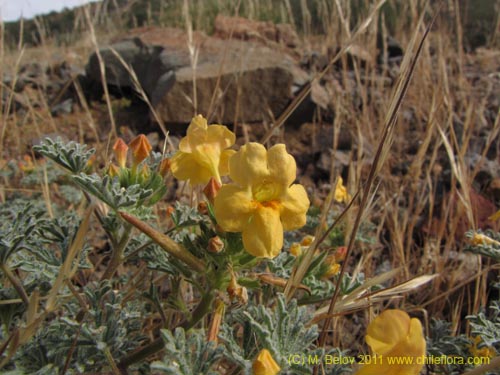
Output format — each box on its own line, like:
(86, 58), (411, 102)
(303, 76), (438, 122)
(126, 27), (307, 124)
(85, 37), (175, 102)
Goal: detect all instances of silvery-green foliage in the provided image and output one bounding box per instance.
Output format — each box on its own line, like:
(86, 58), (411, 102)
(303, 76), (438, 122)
(33, 137), (95, 174)
(72, 174), (153, 209)
(467, 300), (500, 350)
(151, 328), (224, 375)
(426, 319), (472, 374)
(0, 202), (46, 264)
(221, 294), (322, 375)
(14, 281), (146, 374)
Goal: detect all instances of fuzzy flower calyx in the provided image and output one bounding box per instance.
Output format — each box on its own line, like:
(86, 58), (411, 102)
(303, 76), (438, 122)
(214, 143), (310, 258)
(171, 115), (236, 185)
(354, 309), (426, 375)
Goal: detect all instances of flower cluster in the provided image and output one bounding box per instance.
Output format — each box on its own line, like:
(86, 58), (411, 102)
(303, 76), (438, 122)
(172, 115), (310, 259)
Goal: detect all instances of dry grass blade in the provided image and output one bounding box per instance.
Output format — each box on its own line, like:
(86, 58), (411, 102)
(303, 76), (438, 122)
(313, 273), (437, 323)
(45, 206), (93, 312)
(317, 0), (438, 348)
(260, 0), (388, 144)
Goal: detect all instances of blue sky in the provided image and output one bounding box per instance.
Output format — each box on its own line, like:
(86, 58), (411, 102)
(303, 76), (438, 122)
(1, 0), (100, 22)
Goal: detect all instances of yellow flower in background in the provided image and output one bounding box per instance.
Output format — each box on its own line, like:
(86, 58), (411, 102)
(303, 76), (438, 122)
(253, 349), (281, 375)
(354, 309), (426, 375)
(469, 336), (496, 359)
(171, 115), (236, 185)
(214, 143), (310, 258)
(334, 176), (351, 203)
(489, 210), (500, 222)
(469, 232), (500, 246)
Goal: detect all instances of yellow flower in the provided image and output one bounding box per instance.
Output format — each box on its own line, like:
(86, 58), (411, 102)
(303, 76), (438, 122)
(354, 309), (426, 375)
(469, 233), (500, 246)
(489, 209), (500, 221)
(214, 143), (310, 258)
(253, 349), (281, 375)
(469, 336), (496, 359)
(171, 115), (236, 185)
(322, 256), (341, 279)
(334, 176), (351, 203)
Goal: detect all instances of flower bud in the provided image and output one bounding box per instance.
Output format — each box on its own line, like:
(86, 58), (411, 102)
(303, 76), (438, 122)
(289, 242), (302, 257)
(129, 134), (152, 165)
(322, 255), (341, 279)
(203, 177), (222, 204)
(334, 246), (348, 262)
(253, 349), (281, 375)
(108, 163), (120, 178)
(198, 201), (209, 215)
(159, 158), (171, 177)
(208, 236), (224, 253)
(113, 138), (129, 168)
(300, 235), (315, 247)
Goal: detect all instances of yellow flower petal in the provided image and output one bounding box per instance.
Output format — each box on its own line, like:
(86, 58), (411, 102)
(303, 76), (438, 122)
(280, 184), (309, 230)
(365, 310), (411, 355)
(253, 349), (281, 375)
(355, 310), (426, 375)
(267, 144), (297, 187)
(206, 124), (236, 150)
(334, 176), (350, 203)
(214, 185), (255, 232)
(229, 143), (269, 187)
(179, 114), (208, 152)
(243, 205), (283, 258)
(219, 149), (236, 177)
(171, 152), (213, 185)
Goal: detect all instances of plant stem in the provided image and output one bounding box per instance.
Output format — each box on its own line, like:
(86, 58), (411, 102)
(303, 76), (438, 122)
(118, 290), (215, 370)
(1, 263), (29, 305)
(101, 223), (132, 280)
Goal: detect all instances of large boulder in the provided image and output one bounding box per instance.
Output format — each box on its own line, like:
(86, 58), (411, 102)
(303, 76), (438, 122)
(126, 26), (303, 124)
(85, 37), (175, 106)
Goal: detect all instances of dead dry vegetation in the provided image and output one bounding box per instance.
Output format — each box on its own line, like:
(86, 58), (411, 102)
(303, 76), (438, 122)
(0, 0), (499, 374)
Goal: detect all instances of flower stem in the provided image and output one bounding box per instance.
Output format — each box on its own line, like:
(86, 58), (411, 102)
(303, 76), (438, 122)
(117, 290), (215, 370)
(119, 212), (205, 273)
(101, 223), (132, 280)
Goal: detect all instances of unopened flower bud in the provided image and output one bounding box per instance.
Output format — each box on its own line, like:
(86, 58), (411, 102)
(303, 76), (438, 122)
(113, 138), (129, 168)
(208, 236), (224, 253)
(322, 255), (341, 279)
(300, 235), (315, 247)
(198, 201), (209, 215)
(334, 246), (348, 262)
(289, 242), (302, 257)
(159, 158), (171, 177)
(129, 134), (152, 165)
(203, 177), (222, 204)
(469, 233), (500, 246)
(108, 163), (120, 178)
